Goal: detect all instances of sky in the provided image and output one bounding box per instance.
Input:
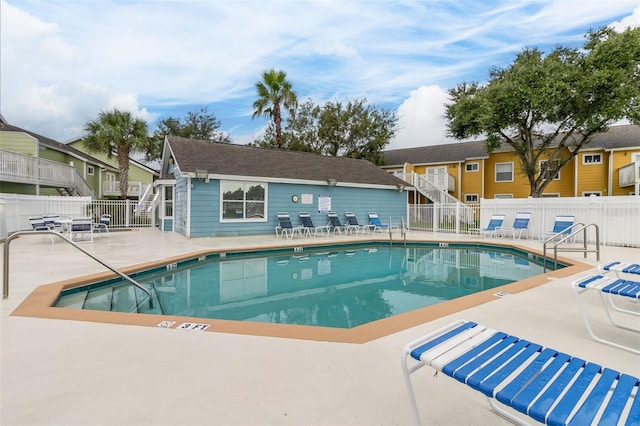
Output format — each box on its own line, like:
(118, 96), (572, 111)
(1, 1), (639, 151)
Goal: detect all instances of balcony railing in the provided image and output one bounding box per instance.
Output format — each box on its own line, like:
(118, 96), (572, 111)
(102, 181), (149, 198)
(618, 161), (640, 187)
(0, 149), (96, 197)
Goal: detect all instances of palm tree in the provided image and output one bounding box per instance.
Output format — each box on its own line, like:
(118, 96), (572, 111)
(252, 69), (298, 149)
(83, 109), (148, 199)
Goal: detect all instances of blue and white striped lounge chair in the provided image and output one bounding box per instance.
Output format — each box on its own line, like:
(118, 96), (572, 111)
(469, 213), (506, 238)
(93, 214), (111, 236)
(275, 212), (301, 239)
(599, 261), (640, 277)
(571, 274), (639, 354)
(298, 212), (330, 237)
(540, 215), (575, 242)
(368, 212), (399, 233)
(496, 212), (532, 240)
(402, 320), (640, 425)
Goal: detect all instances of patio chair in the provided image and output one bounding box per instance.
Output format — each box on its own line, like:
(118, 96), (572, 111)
(367, 212), (399, 233)
(42, 213), (64, 233)
(496, 212), (532, 239)
(344, 212), (374, 234)
(29, 216), (49, 232)
(93, 214), (111, 236)
(402, 319), (640, 426)
(327, 212), (348, 235)
(539, 214), (575, 242)
(70, 218), (94, 243)
(298, 212), (330, 237)
(468, 213), (505, 238)
(599, 261), (640, 277)
(275, 212), (301, 239)
(571, 274), (639, 354)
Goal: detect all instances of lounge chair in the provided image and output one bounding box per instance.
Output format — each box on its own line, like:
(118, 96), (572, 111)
(275, 212), (301, 239)
(29, 216), (49, 232)
(327, 212), (348, 235)
(344, 212), (374, 234)
(368, 212), (399, 233)
(42, 213), (64, 233)
(468, 213), (505, 238)
(571, 274), (639, 354)
(599, 261), (640, 277)
(540, 214), (575, 242)
(70, 218), (94, 243)
(402, 319), (640, 426)
(298, 212), (330, 237)
(94, 214), (111, 236)
(496, 212), (532, 239)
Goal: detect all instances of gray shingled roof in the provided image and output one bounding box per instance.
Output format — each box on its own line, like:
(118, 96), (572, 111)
(167, 136), (408, 187)
(382, 124), (640, 167)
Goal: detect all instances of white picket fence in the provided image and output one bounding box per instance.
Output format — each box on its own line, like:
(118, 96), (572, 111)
(408, 195), (640, 248)
(0, 193), (155, 238)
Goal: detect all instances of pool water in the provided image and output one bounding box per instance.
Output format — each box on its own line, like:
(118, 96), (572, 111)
(54, 243), (556, 329)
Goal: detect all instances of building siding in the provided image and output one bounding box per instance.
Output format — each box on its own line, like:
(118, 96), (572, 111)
(0, 132), (37, 155)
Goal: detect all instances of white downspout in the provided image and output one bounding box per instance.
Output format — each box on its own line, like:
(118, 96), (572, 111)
(186, 177), (192, 238)
(574, 156), (578, 197)
(607, 149), (613, 196)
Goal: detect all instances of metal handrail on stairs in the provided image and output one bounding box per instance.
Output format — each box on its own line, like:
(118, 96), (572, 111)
(3, 230), (152, 302)
(543, 223), (600, 270)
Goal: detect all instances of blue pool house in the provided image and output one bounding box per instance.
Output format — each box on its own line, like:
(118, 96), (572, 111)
(155, 136), (410, 238)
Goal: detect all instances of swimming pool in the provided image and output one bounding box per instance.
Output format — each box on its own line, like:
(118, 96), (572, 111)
(54, 242), (561, 329)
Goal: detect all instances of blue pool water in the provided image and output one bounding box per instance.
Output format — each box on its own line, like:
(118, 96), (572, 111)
(54, 243), (559, 328)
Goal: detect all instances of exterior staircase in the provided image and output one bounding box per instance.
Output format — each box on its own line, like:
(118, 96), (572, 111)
(404, 172), (475, 223)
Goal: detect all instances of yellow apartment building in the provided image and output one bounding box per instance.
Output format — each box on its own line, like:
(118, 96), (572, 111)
(382, 124), (640, 203)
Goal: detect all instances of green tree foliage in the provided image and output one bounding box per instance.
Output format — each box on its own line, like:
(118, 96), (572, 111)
(83, 109), (148, 200)
(445, 26), (640, 197)
(251, 98), (398, 165)
(145, 107), (230, 161)
(252, 69), (298, 149)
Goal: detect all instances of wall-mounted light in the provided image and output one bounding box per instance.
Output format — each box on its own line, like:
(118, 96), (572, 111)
(397, 184), (405, 192)
(195, 169), (209, 183)
(327, 179), (338, 186)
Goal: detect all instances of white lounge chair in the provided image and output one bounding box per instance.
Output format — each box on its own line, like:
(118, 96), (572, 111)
(344, 212), (374, 234)
(70, 218), (94, 243)
(298, 212), (330, 237)
(496, 212), (532, 239)
(94, 214), (111, 236)
(402, 319), (640, 425)
(599, 261), (640, 277)
(540, 214), (575, 242)
(275, 212), (302, 239)
(571, 274), (639, 354)
(468, 213), (506, 238)
(327, 212), (348, 235)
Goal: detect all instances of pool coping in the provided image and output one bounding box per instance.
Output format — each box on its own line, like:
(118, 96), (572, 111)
(10, 237), (593, 343)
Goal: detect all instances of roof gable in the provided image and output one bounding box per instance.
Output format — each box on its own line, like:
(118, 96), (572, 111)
(167, 136), (407, 187)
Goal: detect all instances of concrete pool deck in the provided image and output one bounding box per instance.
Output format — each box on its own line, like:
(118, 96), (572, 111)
(2, 229), (639, 425)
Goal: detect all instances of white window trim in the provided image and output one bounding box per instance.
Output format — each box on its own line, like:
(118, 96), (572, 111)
(494, 194), (513, 199)
(631, 152), (640, 162)
(464, 193), (479, 203)
(87, 165), (95, 176)
(582, 153), (602, 165)
(495, 162), (514, 182)
(219, 180), (268, 223)
(582, 191), (602, 197)
(539, 160), (561, 180)
(465, 162), (479, 172)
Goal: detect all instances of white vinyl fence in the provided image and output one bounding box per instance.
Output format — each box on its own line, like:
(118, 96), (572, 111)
(408, 196), (640, 248)
(0, 193), (155, 238)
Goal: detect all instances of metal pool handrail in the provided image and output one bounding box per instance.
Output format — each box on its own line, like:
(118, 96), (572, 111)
(3, 230), (151, 300)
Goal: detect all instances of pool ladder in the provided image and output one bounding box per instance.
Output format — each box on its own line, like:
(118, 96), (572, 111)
(542, 223), (600, 270)
(3, 230), (152, 307)
(389, 217), (407, 246)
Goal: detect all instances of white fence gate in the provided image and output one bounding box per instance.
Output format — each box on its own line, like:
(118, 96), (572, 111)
(408, 196), (640, 248)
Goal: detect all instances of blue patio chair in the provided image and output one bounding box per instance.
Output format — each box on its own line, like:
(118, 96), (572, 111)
(275, 212), (301, 239)
(496, 212), (532, 239)
(368, 212), (399, 233)
(540, 214), (575, 242)
(327, 212), (348, 235)
(42, 213), (64, 233)
(298, 212), (330, 237)
(468, 213), (506, 238)
(402, 319), (640, 425)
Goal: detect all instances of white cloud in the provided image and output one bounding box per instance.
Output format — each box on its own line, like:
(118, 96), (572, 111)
(391, 85), (456, 150)
(610, 6), (640, 31)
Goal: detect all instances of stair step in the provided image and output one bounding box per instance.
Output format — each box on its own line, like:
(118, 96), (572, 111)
(82, 286), (114, 311)
(56, 290), (89, 308)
